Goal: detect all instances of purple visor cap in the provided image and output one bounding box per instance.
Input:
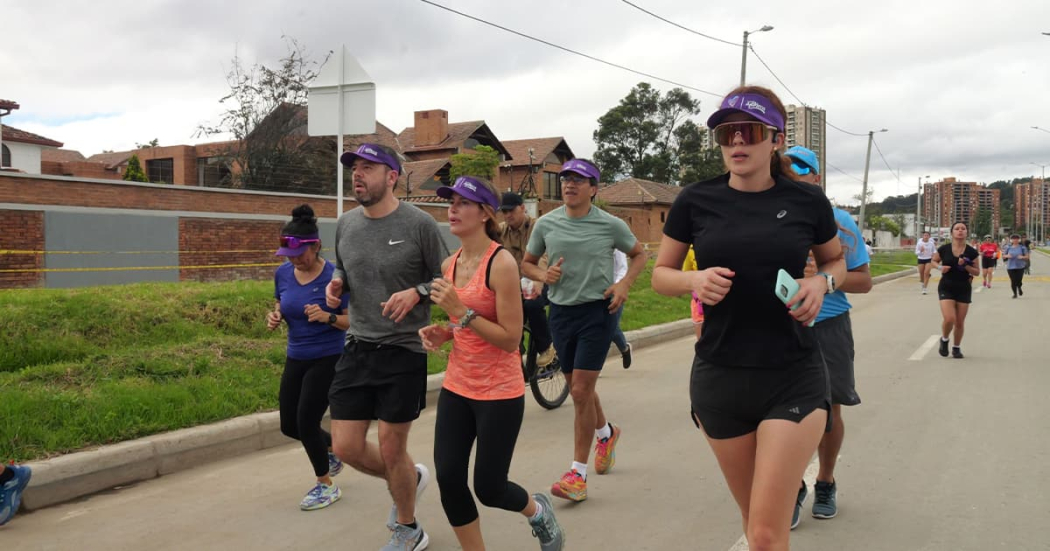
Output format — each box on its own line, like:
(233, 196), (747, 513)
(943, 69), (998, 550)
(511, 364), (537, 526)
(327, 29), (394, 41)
(340, 143), (401, 173)
(275, 233), (320, 257)
(436, 176), (500, 211)
(558, 159), (601, 183)
(706, 93), (785, 132)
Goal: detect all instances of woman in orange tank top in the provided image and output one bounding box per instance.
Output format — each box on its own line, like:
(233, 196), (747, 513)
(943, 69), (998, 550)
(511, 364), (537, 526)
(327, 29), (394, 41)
(419, 176), (565, 550)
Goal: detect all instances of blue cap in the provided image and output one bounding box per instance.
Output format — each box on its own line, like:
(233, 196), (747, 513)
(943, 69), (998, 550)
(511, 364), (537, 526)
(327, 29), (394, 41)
(785, 146), (819, 175)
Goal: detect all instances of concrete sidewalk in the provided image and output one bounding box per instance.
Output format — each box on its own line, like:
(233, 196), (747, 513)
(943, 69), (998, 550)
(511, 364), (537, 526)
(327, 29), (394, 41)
(20, 267), (917, 511)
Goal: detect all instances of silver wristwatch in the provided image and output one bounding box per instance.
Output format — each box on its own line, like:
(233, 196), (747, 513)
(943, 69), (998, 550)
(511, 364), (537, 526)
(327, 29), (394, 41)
(816, 271), (835, 294)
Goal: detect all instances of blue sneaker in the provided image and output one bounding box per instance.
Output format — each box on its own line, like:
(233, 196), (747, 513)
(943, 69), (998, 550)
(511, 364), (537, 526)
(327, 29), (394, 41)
(812, 480), (838, 519)
(300, 482), (341, 511)
(328, 451), (344, 478)
(528, 493), (565, 551)
(791, 482), (807, 530)
(0, 465), (32, 526)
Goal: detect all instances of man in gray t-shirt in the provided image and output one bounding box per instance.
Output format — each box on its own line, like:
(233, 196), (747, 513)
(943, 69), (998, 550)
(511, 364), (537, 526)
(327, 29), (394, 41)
(324, 143), (446, 550)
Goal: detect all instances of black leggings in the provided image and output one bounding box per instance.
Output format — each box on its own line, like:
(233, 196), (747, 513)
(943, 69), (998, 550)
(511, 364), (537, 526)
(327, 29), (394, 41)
(434, 388), (529, 527)
(1008, 268), (1025, 294)
(280, 354), (339, 477)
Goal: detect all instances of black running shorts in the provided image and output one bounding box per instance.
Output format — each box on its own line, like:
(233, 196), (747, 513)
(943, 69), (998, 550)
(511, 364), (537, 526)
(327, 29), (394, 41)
(981, 257), (997, 269)
(937, 279), (973, 304)
(329, 338), (428, 423)
(689, 351), (831, 440)
(812, 312), (860, 407)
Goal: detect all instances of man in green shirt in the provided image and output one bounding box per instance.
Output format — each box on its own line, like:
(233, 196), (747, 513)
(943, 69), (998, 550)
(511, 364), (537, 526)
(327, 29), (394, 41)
(522, 158), (646, 503)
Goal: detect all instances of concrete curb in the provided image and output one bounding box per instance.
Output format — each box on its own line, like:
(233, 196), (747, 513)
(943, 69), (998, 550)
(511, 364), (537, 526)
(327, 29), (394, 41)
(872, 266), (917, 285)
(19, 272), (901, 511)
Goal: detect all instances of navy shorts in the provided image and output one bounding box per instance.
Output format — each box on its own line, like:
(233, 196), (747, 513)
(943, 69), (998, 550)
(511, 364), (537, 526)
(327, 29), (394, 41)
(689, 351), (831, 440)
(917, 258), (932, 265)
(813, 312), (861, 406)
(329, 337), (427, 423)
(548, 298), (617, 373)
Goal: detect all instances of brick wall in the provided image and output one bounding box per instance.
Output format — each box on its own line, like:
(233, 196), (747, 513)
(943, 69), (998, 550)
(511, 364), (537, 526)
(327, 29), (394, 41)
(178, 218), (283, 282)
(0, 210), (44, 288)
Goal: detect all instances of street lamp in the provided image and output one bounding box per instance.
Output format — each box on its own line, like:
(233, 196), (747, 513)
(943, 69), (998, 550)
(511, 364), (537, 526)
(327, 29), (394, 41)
(740, 25), (774, 86)
(1032, 126), (1050, 135)
(857, 128), (889, 240)
(916, 174), (930, 238)
(1031, 162), (1047, 243)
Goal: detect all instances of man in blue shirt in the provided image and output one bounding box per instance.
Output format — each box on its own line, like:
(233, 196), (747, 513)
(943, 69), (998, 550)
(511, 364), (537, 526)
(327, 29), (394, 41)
(787, 146), (873, 527)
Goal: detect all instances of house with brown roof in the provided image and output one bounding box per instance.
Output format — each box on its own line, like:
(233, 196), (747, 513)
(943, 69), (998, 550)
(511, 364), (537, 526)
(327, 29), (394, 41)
(499, 137), (574, 199)
(1, 124), (64, 174)
(597, 177), (683, 243)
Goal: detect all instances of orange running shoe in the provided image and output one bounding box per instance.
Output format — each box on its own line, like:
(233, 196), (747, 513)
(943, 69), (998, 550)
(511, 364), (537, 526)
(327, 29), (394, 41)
(594, 423), (621, 475)
(550, 469), (587, 502)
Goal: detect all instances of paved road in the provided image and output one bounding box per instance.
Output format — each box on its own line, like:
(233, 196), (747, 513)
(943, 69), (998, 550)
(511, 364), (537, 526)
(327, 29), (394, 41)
(4, 258), (1049, 550)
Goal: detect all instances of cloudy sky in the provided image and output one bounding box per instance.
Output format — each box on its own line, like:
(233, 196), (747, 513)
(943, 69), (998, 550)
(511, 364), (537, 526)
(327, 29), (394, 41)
(4, 0), (1050, 204)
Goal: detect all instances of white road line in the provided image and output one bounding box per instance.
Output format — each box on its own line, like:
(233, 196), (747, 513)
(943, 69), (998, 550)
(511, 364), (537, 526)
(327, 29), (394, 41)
(726, 456), (825, 550)
(908, 335), (941, 361)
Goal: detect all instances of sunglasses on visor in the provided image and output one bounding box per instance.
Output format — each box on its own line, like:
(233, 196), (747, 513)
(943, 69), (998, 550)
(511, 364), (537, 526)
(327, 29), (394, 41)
(280, 236), (319, 248)
(712, 122), (779, 146)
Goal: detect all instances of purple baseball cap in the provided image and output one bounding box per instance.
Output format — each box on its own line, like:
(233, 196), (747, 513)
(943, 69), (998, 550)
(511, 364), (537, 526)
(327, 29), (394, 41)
(706, 92), (785, 132)
(558, 159), (601, 183)
(340, 143), (401, 173)
(436, 176), (500, 210)
(275, 233), (320, 257)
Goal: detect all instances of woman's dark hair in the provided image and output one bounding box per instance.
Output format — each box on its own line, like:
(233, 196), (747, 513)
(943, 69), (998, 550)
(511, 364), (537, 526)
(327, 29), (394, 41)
(282, 204), (319, 237)
(470, 177), (503, 243)
(720, 85), (794, 178)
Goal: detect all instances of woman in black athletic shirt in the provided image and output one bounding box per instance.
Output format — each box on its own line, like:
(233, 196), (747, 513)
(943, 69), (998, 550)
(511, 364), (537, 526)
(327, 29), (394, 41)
(652, 85), (846, 551)
(931, 221), (980, 358)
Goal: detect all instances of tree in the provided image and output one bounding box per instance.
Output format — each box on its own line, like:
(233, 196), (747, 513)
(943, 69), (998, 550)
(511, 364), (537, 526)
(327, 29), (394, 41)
(195, 37), (335, 193)
(136, 139), (159, 149)
(868, 215), (901, 236)
(973, 208), (992, 238)
(449, 145), (500, 181)
(593, 82), (720, 185)
(123, 154), (148, 182)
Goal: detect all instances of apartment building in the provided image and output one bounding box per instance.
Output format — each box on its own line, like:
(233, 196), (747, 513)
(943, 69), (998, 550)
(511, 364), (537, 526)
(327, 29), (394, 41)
(923, 177), (1001, 235)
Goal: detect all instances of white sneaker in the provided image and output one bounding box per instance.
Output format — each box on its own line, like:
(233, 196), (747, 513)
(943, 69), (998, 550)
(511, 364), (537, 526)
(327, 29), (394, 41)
(922, 287), (927, 295)
(387, 464), (430, 530)
(537, 345), (556, 368)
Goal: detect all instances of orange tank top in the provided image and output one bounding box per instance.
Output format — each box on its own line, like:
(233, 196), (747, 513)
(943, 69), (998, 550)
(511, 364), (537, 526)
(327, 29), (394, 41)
(442, 241), (525, 401)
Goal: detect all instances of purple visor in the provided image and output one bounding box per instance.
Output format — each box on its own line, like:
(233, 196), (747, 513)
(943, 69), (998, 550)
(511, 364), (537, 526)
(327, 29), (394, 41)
(435, 176), (500, 210)
(706, 93), (785, 133)
(275, 233), (319, 257)
(340, 143), (401, 173)
(558, 159), (601, 183)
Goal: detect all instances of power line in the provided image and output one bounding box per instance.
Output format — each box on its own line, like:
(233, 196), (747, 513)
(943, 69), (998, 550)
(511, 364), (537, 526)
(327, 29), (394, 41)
(871, 137), (896, 175)
(418, 0), (722, 97)
(620, 0), (741, 47)
(826, 161), (865, 183)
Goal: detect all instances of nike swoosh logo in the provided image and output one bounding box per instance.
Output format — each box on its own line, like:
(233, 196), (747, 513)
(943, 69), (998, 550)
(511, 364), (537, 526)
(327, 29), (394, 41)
(388, 239), (405, 245)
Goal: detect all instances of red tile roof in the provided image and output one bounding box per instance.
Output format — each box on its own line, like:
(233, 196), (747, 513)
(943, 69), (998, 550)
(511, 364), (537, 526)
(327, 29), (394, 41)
(502, 137), (573, 167)
(397, 121), (511, 159)
(41, 149), (86, 163)
(86, 150), (134, 168)
(597, 177), (682, 206)
(401, 194), (447, 204)
(1, 124), (63, 147)
(400, 158), (451, 191)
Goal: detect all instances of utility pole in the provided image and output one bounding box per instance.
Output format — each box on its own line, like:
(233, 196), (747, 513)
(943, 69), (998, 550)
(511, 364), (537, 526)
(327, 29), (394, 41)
(916, 175), (929, 239)
(858, 129), (887, 240)
(740, 26), (773, 86)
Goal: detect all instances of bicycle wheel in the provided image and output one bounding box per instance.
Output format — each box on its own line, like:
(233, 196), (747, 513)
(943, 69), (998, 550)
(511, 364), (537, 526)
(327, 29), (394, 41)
(523, 325), (569, 409)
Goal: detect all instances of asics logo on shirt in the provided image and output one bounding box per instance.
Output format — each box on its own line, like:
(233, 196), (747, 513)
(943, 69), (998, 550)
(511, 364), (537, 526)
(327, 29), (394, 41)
(388, 239), (405, 245)
(777, 210), (788, 219)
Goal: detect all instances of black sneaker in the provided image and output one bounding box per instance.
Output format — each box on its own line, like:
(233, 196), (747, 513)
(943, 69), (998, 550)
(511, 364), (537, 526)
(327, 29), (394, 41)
(812, 480), (838, 519)
(791, 482), (807, 530)
(622, 343), (632, 369)
(938, 338), (949, 357)
(1019, 288), (1023, 296)
(952, 347), (964, 359)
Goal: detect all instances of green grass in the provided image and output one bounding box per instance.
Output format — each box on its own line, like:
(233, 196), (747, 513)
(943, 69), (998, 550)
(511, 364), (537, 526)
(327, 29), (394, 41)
(869, 250), (917, 278)
(1, 262), (689, 462)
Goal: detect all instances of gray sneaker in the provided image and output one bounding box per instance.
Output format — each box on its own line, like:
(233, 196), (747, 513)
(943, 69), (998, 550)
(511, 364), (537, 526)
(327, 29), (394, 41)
(387, 464), (430, 531)
(791, 482), (807, 530)
(812, 480), (838, 519)
(528, 493), (565, 550)
(381, 522), (429, 551)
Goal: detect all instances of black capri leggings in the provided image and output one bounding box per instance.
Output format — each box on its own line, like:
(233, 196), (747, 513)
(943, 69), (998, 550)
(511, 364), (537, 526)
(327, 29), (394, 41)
(279, 354), (339, 477)
(1008, 268), (1025, 294)
(434, 388), (529, 527)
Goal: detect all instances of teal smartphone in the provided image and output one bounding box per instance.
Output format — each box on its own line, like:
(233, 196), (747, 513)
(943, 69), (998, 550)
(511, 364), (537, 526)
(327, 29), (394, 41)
(774, 269), (814, 327)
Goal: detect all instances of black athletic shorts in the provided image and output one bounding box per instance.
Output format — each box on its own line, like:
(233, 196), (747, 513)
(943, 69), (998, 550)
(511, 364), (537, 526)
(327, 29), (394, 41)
(812, 312), (860, 406)
(329, 337), (428, 423)
(937, 279), (973, 304)
(689, 351), (831, 440)
(981, 257), (997, 269)
(548, 298), (617, 373)
(917, 258), (932, 265)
